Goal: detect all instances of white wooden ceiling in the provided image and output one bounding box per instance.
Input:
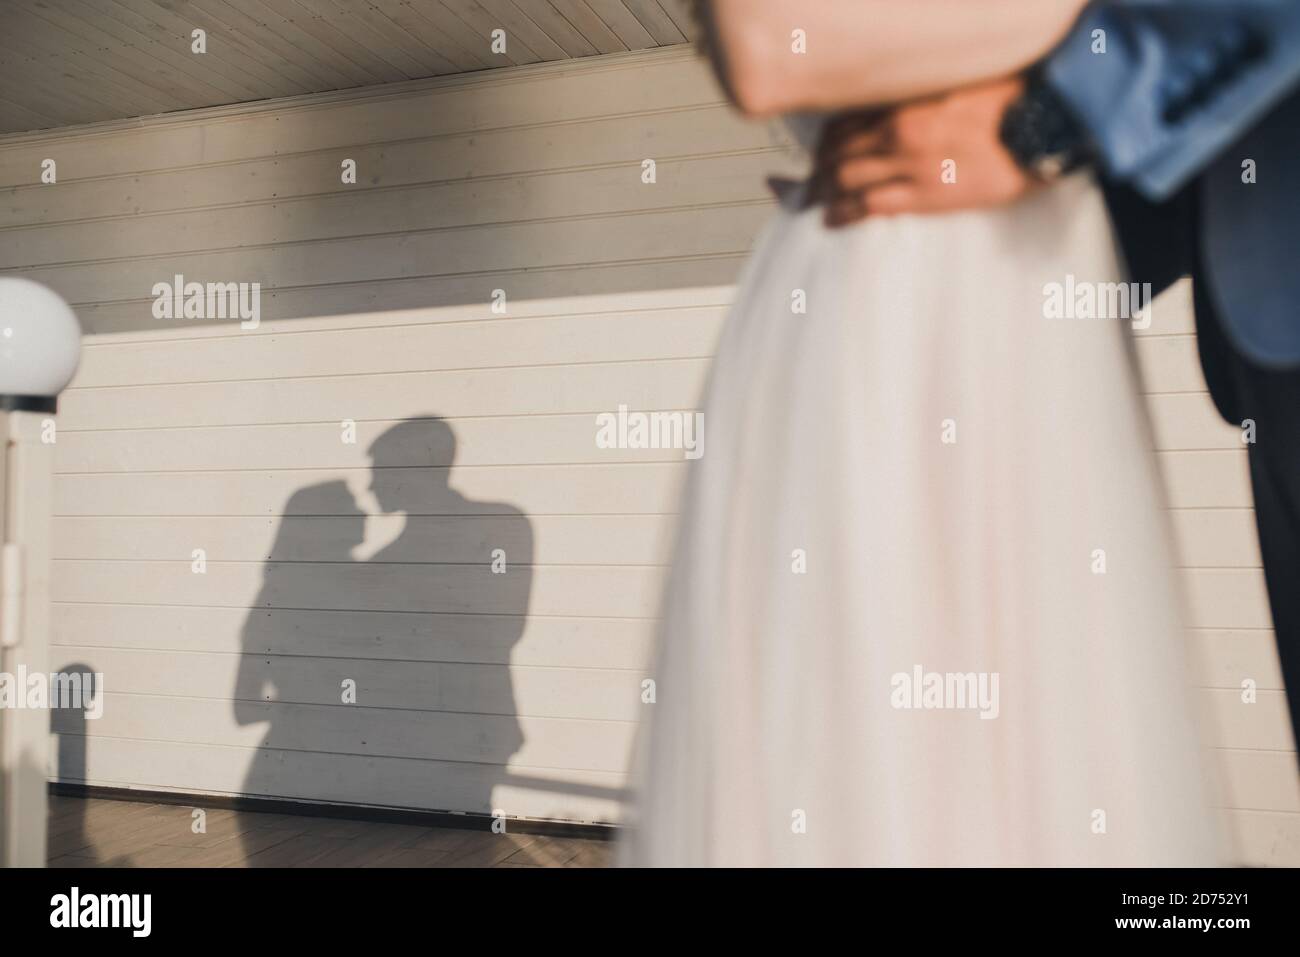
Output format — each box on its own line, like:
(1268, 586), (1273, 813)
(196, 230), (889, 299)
(0, 0), (697, 134)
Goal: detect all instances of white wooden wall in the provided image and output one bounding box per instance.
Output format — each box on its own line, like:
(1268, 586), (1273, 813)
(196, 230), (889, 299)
(1137, 281), (1300, 865)
(1, 46), (796, 829)
(0, 45), (1294, 862)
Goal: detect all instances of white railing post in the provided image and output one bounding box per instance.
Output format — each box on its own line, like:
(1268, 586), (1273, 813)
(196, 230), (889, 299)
(0, 280), (81, 868)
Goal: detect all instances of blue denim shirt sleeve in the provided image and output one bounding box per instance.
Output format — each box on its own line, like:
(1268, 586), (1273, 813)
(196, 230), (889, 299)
(1043, 0), (1300, 200)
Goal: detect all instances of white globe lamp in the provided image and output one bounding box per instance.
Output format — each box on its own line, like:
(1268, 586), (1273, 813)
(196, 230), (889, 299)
(0, 278), (82, 410)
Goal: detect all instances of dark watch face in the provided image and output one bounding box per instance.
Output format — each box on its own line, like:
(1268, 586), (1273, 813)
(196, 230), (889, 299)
(1000, 80), (1086, 175)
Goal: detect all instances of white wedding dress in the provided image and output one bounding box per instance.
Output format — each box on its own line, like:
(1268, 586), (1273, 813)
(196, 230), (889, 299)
(622, 117), (1220, 867)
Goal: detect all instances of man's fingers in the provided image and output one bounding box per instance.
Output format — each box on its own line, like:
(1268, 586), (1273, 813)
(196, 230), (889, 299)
(815, 111), (891, 160)
(812, 154), (911, 227)
(862, 182), (926, 216)
(817, 124), (892, 168)
(832, 155), (908, 192)
(823, 189), (870, 228)
(820, 109), (885, 144)
(822, 182), (930, 227)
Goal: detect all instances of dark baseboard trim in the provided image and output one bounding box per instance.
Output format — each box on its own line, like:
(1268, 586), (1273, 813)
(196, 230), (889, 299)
(48, 782), (618, 842)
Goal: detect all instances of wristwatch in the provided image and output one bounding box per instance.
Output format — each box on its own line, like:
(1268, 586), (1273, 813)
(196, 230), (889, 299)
(999, 70), (1091, 182)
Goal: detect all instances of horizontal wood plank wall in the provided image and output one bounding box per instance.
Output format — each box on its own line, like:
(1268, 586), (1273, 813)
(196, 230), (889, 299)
(2, 46), (1294, 861)
(1135, 281), (1300, 865)
(2, 46), (798, 828)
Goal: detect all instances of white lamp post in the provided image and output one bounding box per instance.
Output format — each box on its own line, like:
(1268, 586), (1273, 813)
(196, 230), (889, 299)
(0, 278), (81, 868)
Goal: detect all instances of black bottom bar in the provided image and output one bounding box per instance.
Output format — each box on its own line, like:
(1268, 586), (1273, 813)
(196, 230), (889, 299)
(1, 865), (1287, 943)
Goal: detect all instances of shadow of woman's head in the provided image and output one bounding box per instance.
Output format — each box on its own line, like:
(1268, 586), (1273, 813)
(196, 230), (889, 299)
(273, 480), (365, 561)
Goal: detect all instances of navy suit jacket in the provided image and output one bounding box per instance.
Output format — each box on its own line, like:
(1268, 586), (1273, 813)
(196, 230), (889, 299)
(1044, 0), (1300, 369)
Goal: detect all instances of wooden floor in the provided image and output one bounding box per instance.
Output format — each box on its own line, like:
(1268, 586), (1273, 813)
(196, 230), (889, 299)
(45, 796), (612, 868)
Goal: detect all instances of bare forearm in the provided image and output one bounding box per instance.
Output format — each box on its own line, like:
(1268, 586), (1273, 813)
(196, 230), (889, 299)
(701, 0), (1088, 116)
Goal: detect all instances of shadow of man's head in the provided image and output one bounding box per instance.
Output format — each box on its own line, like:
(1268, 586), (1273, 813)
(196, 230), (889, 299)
(367, 417), (457, 515)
